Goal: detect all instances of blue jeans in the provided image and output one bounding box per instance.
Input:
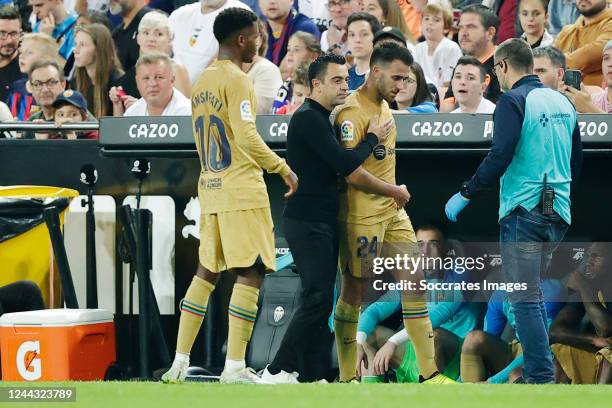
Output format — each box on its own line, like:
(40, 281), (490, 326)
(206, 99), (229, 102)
(499, 206), (568, 384)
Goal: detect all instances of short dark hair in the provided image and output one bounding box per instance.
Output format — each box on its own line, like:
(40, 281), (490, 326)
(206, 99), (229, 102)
(28, 60), (65, 81)
(461, 4), (498, 41)
(409, 62), (433, 106)
(496, 38), (534, 74)
(416, 220), (448, 241)
(308, 53), (346, 88)
(370, 42), (413, 68)
(454, 56), (487, 82)
(533, 46), (566, 70)
(213, 7), (258, 44)
(0, 5), (21, 23)
(347, 12), (382, 36)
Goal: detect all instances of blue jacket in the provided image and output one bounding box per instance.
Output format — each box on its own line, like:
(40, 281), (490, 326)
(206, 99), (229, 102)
(465, 75), (583, 224)
(266, 9), (320, 66)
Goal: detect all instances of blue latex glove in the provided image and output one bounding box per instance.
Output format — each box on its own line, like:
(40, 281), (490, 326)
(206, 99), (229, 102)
(445, 192), (470, 222)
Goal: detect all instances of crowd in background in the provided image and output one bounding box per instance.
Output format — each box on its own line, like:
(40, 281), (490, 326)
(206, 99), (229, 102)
(0, 0), (611, 140)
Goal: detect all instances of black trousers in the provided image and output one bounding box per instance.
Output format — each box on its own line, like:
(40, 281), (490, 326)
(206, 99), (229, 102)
(269, 217), (338, 381)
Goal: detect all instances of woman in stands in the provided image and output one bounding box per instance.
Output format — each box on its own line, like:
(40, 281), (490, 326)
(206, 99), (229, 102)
(392, 62), (438, 113)
(72, 23), (123, 118)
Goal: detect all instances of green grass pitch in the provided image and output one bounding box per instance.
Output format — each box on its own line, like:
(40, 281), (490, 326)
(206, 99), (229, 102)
(2, 382), (611, 408)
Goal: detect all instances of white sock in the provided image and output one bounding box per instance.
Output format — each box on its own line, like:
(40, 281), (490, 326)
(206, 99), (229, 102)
(225, 359), (246, 372)
(174, 352), (189, 365)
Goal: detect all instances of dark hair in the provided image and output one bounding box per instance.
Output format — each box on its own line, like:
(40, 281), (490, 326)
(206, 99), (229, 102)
(370, 42), (413, 68)
(409, 62), (433, 106)
(454, 56), (487, 82)
(308, 53), (346, 88)
(533, 46), (566, 70)
(0, 5), (21, 23)
(461, 4), (499, 42)
(213, 7), (258, 44)
(416, 220), (448, 241)
(496, 38), (534, 74)
(347, 12), (382, 36)
(28, 59), (65, 81)
(518, 0), (550, 11)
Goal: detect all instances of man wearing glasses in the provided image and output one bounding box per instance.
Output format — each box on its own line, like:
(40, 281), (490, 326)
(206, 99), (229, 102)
(0, 6), (23, 103)
(320, 0), (350, 54)
(445, 38), (583, 384)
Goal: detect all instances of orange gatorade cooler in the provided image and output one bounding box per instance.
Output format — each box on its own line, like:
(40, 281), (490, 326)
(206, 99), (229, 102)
(0, 309), (116, 381)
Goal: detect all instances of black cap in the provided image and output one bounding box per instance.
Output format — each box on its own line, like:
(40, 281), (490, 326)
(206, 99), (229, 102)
(52, 89), (88, 111)
(374, 26), (406, 46)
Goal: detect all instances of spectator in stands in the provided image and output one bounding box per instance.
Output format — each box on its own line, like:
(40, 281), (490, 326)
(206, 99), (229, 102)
(440, 4), (501, 112)
(30, 0), (78, 77)
(260, 0), (320, 66)
(533, 46), (566, 90)
(272, 31), (321, 113)
(242, 19), (283, 114)
(110, 0), (152, 72)
(50, 89), (98, 139)
(460, 277), (566, 383)
(450, 56), (496, 114)
(372, 26), (406, 47)
(363, 0), (414, 45)
(413, 3), (462, 94)
(391, 61), (438, 113)
(549, 242), (612, 384)
(111, 52), (190, 116)
(518, 0), (553, 49)
(6, 33), (60, 121)
(0, 6), (24, 103)
(554, 0), (612, 87)
(275, 61), (310, 114)
(25, 60), (67, 125)
(73, 23), (124, 118)
(547, 0), (579, 37)
(170, 0), (250, 85)
(300, 0), (332, 32)
(481, 0), (519, 44)
(563, 40), (612, 114)
(346, 12), (380, 90)
(320, 0), (351, 54)
(113, 11), (191, 104)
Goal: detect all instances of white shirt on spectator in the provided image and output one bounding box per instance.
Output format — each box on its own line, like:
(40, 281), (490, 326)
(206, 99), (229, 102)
(320, 30), (348, 54)
(451, 97), (496, 114)
(414, 37), (463, 89)
(299, 0), (331, 29)
(247, 58), (283, 114)
(124, 88), (192, 117)
(170, 0), (250, 84)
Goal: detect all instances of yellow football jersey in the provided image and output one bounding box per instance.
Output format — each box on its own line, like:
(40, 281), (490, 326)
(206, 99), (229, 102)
(335, 89), (398, 225)
(192, 60), (291, 214)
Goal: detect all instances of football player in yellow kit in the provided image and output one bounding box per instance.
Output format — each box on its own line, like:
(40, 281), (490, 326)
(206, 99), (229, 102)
(333, 43), (454, 384)
(162, 8), (298, 384)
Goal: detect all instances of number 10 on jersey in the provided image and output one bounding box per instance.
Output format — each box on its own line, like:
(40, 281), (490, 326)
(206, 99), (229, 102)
(194, 114), (232, 172)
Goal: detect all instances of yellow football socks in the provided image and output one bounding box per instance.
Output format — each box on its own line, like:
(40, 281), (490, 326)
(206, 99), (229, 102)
(334, 299), (361, 382)
(226, 283), (259, 361)
(460, 352), (486, 382)
(402, 300), (438, 379)
(176, 275), (215, 354)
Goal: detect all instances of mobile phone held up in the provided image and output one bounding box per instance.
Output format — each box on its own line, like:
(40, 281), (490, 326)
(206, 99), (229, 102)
(563, 70), (582, 90)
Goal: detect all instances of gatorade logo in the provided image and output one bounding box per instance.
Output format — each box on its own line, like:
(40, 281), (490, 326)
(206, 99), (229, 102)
(16, 341), (42, 381)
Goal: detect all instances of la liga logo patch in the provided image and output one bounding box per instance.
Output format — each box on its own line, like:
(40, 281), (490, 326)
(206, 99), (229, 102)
(341, 120), (354, 141)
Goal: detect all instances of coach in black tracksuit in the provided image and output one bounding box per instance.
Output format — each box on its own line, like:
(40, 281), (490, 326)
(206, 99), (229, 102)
(262, 54), (393, 382)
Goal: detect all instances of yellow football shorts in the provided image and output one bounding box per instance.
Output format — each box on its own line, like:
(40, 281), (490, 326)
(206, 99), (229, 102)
(198, 207), (276, 273)
(339, 210), (417, 278)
